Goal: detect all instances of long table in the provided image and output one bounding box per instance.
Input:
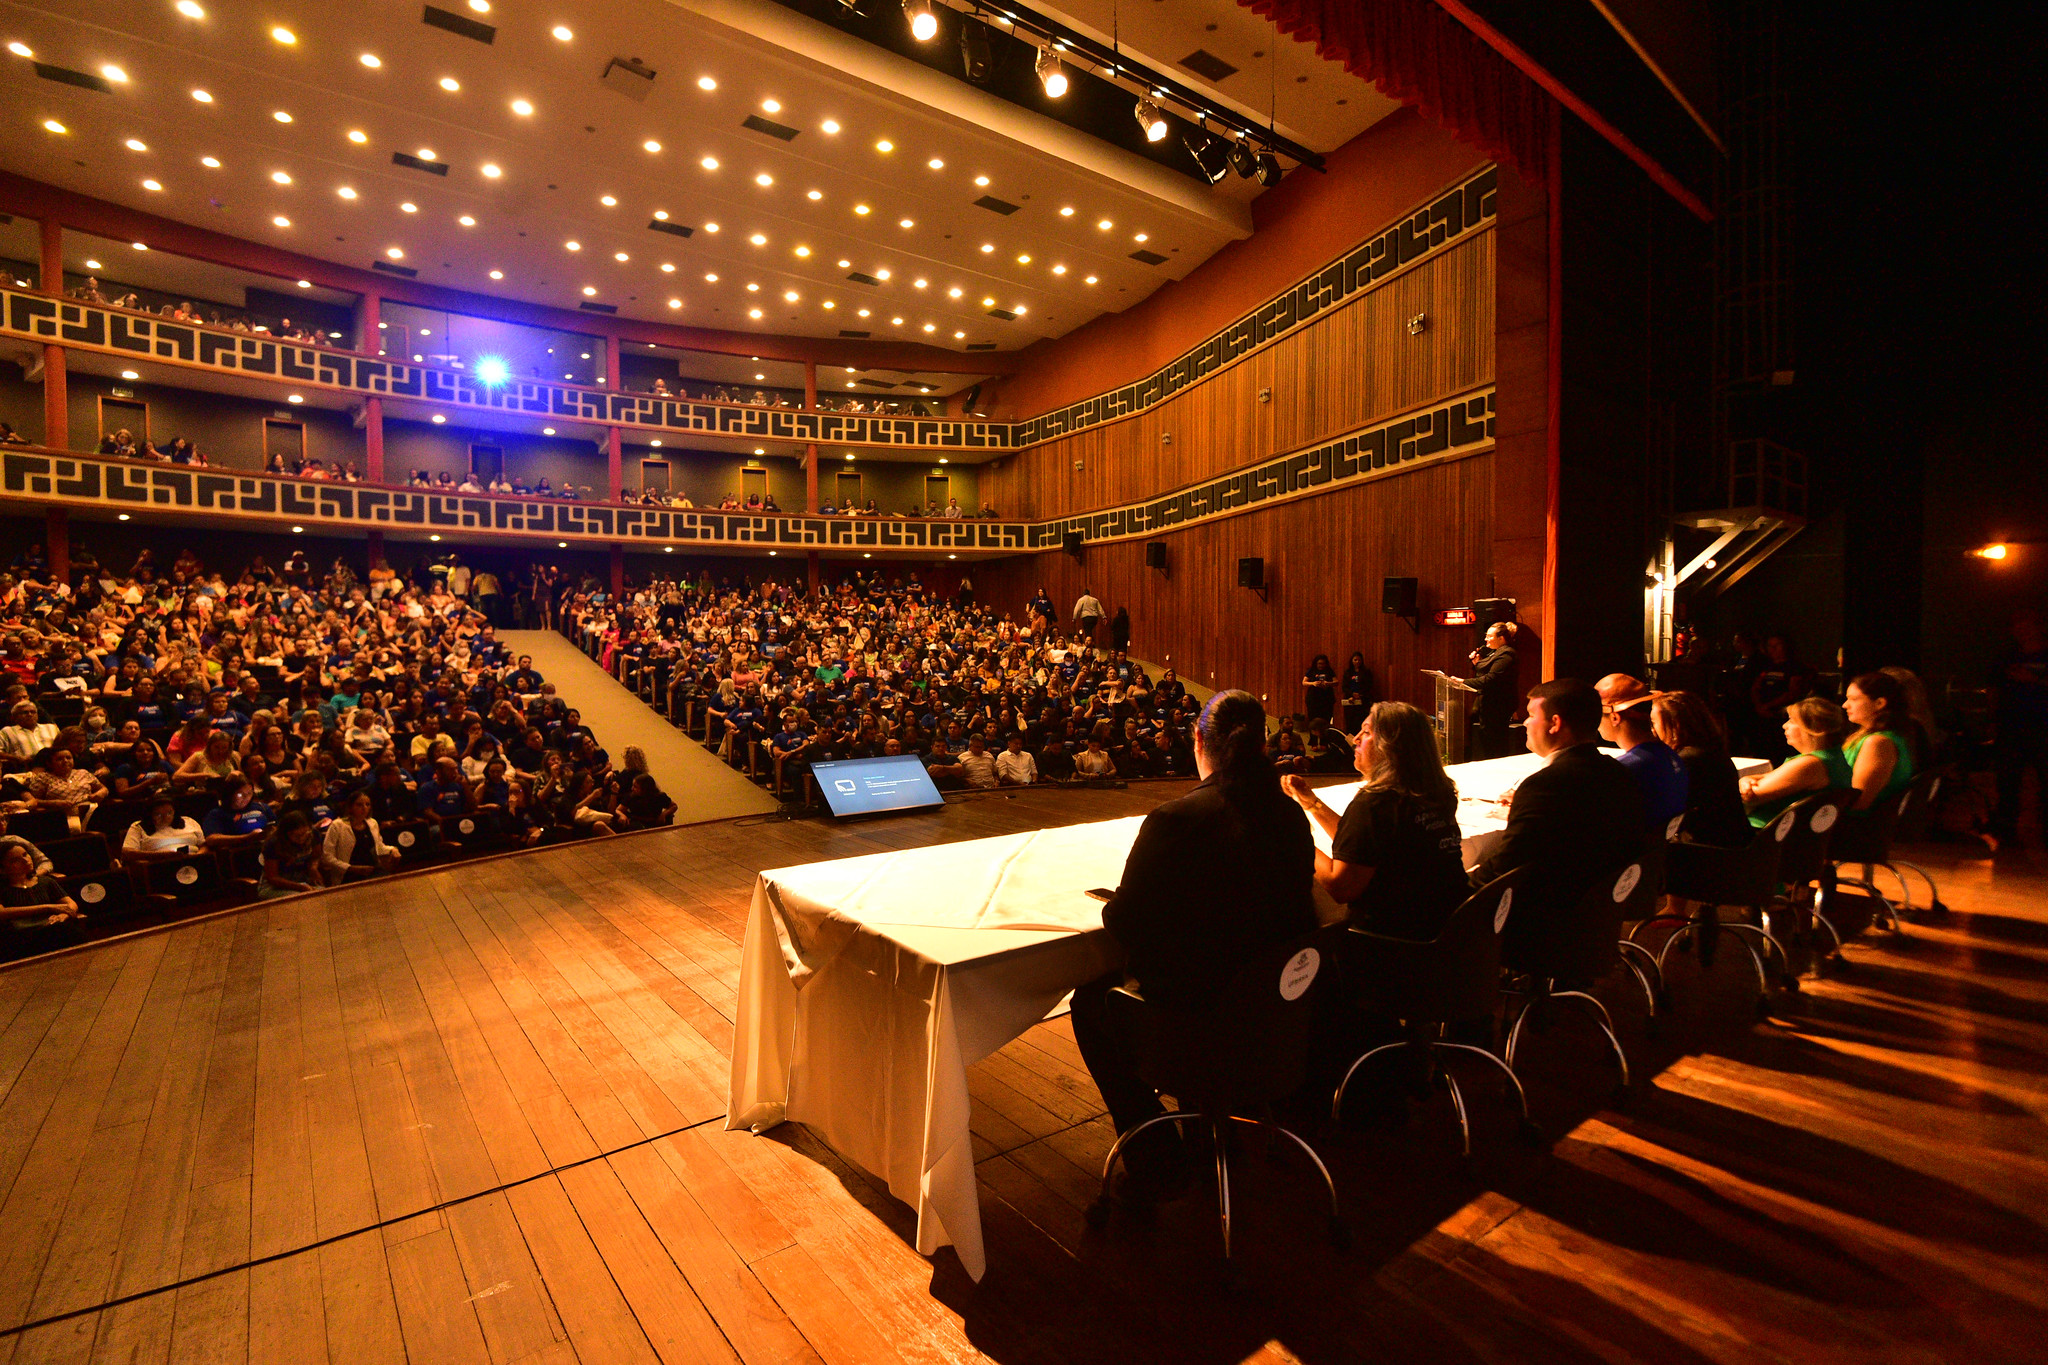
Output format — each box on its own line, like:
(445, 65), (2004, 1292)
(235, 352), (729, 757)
(724, 750), (1767, 1279)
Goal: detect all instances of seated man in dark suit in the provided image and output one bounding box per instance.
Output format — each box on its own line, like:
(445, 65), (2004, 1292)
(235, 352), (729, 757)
(1472, 679), (1648, 966)
(1071, 691), (1316, 1199)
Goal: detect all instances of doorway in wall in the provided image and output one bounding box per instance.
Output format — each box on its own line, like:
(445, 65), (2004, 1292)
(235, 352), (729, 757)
(470, 443), (505, 482)
(740, 466), (769, 505)
(97, 397), (148, 445)
(640, 459), (671, 497)
(924, 474), (951, 511)
(262, 418), (306, 470)
(835, 470), (863, 508)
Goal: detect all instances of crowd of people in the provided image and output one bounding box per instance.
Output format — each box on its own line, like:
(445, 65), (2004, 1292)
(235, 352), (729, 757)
(67, 277), (333, 342)
(0, 543), (672, 958)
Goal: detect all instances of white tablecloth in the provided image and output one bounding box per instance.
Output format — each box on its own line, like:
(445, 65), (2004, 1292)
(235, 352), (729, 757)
(724, 750), (1772, 1279)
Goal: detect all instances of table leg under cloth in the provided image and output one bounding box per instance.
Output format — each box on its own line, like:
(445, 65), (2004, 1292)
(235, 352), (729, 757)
(726, 875), (1120, 1281)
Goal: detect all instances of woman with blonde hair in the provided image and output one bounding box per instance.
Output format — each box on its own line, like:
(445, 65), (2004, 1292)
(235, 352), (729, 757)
(1283, 701), (1467, 940)
(1741, 696), (1852, 827)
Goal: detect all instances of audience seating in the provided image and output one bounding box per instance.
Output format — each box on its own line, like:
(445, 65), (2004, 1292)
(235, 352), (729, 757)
(1646, 802), (1803, 1010)
(1775, 788), (1860, 971)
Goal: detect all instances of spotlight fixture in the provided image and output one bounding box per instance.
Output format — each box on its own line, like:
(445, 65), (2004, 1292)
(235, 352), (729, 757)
(1035, 45), (1068, 99)
(904, 0), (938, 42)
(1186, 131), (1230, 184)
(1255, 152), (1283, 186)
(1228, 136), (1260, 179)
(959, 20), (992, 83)
(1134, 97), (1168, 143)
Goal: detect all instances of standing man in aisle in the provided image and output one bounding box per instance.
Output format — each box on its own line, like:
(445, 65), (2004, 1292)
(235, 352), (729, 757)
(1467, 622), (1521, 758)
(1073, 587), (1105, 650)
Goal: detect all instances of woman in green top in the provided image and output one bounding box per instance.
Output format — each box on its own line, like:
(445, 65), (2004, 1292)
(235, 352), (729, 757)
(1740, 696), (1852, 828)
(1842, 670), (1922, 811)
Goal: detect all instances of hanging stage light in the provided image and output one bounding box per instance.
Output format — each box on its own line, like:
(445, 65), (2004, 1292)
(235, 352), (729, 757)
(1036, 44), (1068, 98)
(1134, 96), (1168, 143)
(959, 18), (992, 82)
(904, 0), (938, 42)
(1186, 131), (1230, 183)
(1255, 152), (1283, 186)
(1229, 135), (1260, 179)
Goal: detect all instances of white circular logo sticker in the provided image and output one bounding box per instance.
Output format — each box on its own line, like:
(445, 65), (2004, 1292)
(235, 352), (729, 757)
(1493, 886), (1514, 932)
(1278, 948), (1320, 1001)
(459, 818), (476, 835)
(397, 830), (415, 847)
(1612, 864), (1642, 902)
(1666, 814), (1686, 839)
(80, 881), (105, 904)
(1811, 804), (1838, 833)
(1775, 811), (1794, 841)
(175, 864), (199, 885)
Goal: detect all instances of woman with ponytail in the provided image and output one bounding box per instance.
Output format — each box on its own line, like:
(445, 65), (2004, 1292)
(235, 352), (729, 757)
(1070, 690), (1316, 1197)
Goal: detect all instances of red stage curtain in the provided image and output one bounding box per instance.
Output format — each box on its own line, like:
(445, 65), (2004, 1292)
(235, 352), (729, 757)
(1240, 0), (1552, 184)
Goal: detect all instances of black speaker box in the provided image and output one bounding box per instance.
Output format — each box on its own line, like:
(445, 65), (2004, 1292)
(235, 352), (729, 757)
(1062, 530), (1084, 558)
(1144, 542), (1167, 569)
(1238, 557), (1265, 589)
(1472, 597), (1518, 626)
(1382, 577), (1418, 615)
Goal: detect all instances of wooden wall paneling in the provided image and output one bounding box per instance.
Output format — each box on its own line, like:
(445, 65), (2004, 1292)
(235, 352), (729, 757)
(975, 454), (1497, 718)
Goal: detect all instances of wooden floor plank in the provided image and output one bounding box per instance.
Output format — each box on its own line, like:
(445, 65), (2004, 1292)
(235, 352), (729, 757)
(245, 1250), (329, 1365)
(316, 1230), (407, 1365)
(387, 1228), (495, 1365)
(555, 1161), (741, 1365)
(440, 1192), (571, 1365)
(504, 1178), (663, 1365)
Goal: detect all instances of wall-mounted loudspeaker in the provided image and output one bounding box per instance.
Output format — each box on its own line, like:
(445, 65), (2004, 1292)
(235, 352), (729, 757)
(1144, 542), (1167, 569)
(1382, 577), (1419, 616)
(1471, 597), (1518, 627)
(1062, 530), (1084, 559)
(1238, 557), (1265, 590)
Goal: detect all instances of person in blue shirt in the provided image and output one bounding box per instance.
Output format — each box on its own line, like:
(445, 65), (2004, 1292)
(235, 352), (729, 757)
(201, 776), (275, 849)
(418, 757), (475, 820)
(1597, 675), (1691, 829)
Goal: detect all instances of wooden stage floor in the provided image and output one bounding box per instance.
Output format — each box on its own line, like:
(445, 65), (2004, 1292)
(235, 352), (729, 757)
(0, 783), (2042, 1364)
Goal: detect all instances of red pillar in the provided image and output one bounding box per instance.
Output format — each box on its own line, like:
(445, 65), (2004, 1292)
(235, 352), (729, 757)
(367, 529), (386, 578)
(39, 218), (66, 449)
(803, 360), (819, 516)
(807, 551), (820, 602)
(363, 396), (385, 483)
(357, 292), (381, 353)
(609, 543), (625, 599)
(606, 342), (623, 502)
(45, 507), (67, 585)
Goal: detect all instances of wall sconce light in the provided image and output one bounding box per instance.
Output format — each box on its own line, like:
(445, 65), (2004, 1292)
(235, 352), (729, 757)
(1256, 387), (1272, 404)
(1407, 313), (1428, 336)
(1973, 543), (2009, 560)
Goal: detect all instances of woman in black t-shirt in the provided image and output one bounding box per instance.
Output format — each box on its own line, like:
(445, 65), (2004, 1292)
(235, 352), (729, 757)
(1282, 701), (1469, 940)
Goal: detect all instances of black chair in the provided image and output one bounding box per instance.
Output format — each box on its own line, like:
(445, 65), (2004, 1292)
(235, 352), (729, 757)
(41, 833), (112, 877)
(1776, 787), (1860, 970)
(1643, 802), (1800, 1010)
(1502, 843), (1667, 1096)
(1884, 771), (1950, 918)
(1830, 771), (1942, 925)
(1331, 868), (1536, 1155)
(9, 809), (72, 845)
(144, 850), (226, 903)
(40, 692), (86, 725)
(1090, 931), (1346, 1262)
(64, 867), (138, 925)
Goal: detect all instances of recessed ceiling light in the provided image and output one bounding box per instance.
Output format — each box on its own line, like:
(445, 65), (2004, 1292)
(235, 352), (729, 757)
(468, 0), (490, 12)
(837, 258), (851, 268)
(749, 232), (766, 246)
(698, 156), (720, 172)
(806, 189), (823, 201)
(948, 286), (962, 298)
(697, 75), (717, 91)
(125, 138), (148, 152)
(613, 251), (628, 262)
(754, 172), (773, 186)
(271, 171), (291, 184)
(511, 98), (534, 116)
(954, 330), (965, 339)
(899, 218), (914, 229)
(875, 139), (893, 153)
(273, 110), (292, 123)
(439, 77), (461, 92)
(176, 1), (205, 16)
(891, 316), (903, 325)
(782, 291), (797, 302)
(551, 25), (572, 41)
(84, 259), (101, 269)
(643, 139), (661, 153)
(132, 242), (147, 250)
(431, 414), (446, 424)
(347, 129), (367, 143)
(981, 296), (995, 306)
(652, 210), (668, 220)
(582, 286), (596, 295)
(400, 201), (417, 213)
(564, 240), (580, 251)
(794, 246), (811, 258)
(543, 426), (555, 434)
(876, 268), (891, 280)
(480, 163), (501, 178)
(459, 215), (476, 226)
(1014, 305), (1027, 314)
(748, 308), (762, 319)
(7, 42), (31, 58)
(923, 323), (936, 332)
(1134, 232), (1149, 243)
(979, 243), (993, 253)
(287, 394), (303, 404)
(599, 194), (617, 206)
(271, 214), (290, 226)
(668, 298), (681, 308)
(1098, 219), (1112, 231)
(386, 246), (404, 259)
(857, 308), (870, 317)
(974, 175), (990, 187)
(120, 369), (138, 380)
(761, 98), (781, 113)
(821, 119), (840, 134)
(1059, 206), (1074, 217)
(360, 53), (381, 68)
(101, 65), (128, 83)
(704, 272), (719, 282)
(271, 26), (296, 44)
(746, 282), (759, 292)
(1016, 254), (1030, 264)
(1052, 264), (1066, 275)
(1085, 274), (1098, 284)
(201, 156), (220, 168)
(822, 299), (835, 309)
(854, 204), (870, 215)
(191, 89), (212, 103)
(660, 262), (675, 272)
(650, 439), (662, 447)
(335, 186), (356, 199)
(913, 278), (927, 289)
(489, 269), (503, 279)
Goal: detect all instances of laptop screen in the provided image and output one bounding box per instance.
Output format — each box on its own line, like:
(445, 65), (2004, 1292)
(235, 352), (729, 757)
(809, 754), (947, 818)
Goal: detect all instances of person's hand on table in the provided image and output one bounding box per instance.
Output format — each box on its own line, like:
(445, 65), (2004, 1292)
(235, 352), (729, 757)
(1280, 773), (1315, 807)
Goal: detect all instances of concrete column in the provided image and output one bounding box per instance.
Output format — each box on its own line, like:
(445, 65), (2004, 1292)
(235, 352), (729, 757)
(46, 507), (67, 585)
(38, 218), (66, 449)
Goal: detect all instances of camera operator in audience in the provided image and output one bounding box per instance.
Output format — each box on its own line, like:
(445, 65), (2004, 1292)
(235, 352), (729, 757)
(1071, 691), (1315, 1201)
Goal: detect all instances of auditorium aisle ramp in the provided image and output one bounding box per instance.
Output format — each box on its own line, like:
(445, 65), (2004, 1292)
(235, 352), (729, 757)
(0, 786), (2039, 1363)
(506, 630), (779, 824)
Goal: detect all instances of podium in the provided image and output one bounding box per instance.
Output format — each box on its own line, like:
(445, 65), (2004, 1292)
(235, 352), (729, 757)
(1421, 669), (1479, 764)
